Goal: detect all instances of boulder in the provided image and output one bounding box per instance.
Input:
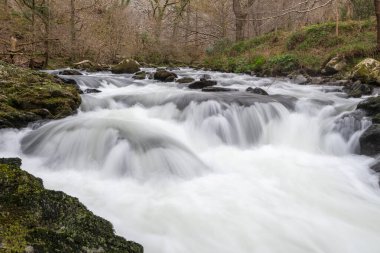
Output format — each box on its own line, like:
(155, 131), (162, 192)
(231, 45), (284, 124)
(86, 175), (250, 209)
(58, 69), (83, 76)
(202, 87), (238, 92)
(176, 77), (195, 84)
(351, 58), (380, 85)
(84, 88), (101, 94)
(293, 74), (309, 85)
(132, 71), (147, 80)
(357, 96), (380, 116)
(73, 60), (109, 72)
(154, 69), (178, 82)
(111, 59), (140, 74)
(359, 124), (380, 157)
(246, 87), (269, 96)
(188, 80), (217, 89)
(342, 81), (373, 98)
(322, 56), (347, 75)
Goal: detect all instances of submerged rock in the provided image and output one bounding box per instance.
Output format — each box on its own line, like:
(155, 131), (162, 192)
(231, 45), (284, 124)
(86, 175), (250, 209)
(351, 58), (380, 85)
(111, 59), (140, 74)
(84, 88), (102, 94)
(246, 87), (269, 96)
(0, 158), (143, 253)
(202, 87), (238, 92)
(154, 69), (178, 82)
(176, 77), (195, 84)
(0, 61), (81, 129)
(188, 80), (217, 89)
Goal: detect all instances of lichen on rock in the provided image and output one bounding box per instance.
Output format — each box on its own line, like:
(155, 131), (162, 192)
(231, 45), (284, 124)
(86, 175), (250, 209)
(0, 61), (81, 129)
(0, 158), (143, 253)
(351, 58), (380, 85)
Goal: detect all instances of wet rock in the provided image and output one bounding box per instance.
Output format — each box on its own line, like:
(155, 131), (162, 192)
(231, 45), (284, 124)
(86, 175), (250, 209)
(58, 69), (83, 76)
(293, 74), (309, 85)
(84, 89), (102, 94)
(200, 74), (212, 81)
(357, 96), (380, 116)
(246, 87), (269, 96)
(202, 87), (238, 92)
(188, 80), (217, 89)
(0, 157), (22, 167)
(371, 161), (380, 173)
(359, 124), (380, 157)
(132, 71), (146, 80)
(343, 81), (373, 98)
(176, 77), (195, 84)
(0, 159), (143, 253)
(322, 56), (347, 75)
(351, 58), (380, 85)
(154, 69), (178, 82)
(111, 59), (140, 74)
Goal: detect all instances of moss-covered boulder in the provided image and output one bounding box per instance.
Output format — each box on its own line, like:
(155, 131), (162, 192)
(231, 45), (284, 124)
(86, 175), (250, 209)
(322, 56), (347, 76)
(351, 58), (380, 85)
(111, 59), (140, 74)
(153, 69), (178, 82)
(0, 158), (143, 253)
(0, 61), (81, 129)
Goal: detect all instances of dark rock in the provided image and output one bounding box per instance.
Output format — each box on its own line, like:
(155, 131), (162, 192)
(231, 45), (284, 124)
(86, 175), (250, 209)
(111, 59), (140, 74)
(246, 87), (269, 96)
(343, 81), (373, 98)
(371, 161), (380, 173)
(132, 71), (147, 80)
(202, 87), (238, 92)
(200, 74), (212, 81)
(0, 159), (143, 253)
(176, 77), (195, 84)
(84, 88), (102, 94)
(29, 58), (45, 70)
(154, 69), (178, 82)
(357, 96), (380, 116)
(359, 124), (380, 156)
(188, 80), (217, 89)
(58, 69), (83, 76)
(0, 157), (22, 167)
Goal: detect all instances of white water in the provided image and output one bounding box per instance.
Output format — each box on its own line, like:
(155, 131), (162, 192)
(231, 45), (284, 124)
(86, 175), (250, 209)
(1, 68), (380, 253)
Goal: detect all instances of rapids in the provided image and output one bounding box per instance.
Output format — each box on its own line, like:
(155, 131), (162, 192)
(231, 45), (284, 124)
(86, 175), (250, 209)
(1, 68), (380, 253)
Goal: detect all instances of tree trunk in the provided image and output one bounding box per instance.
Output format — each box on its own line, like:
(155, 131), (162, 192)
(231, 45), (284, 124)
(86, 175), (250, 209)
(233, 0), (255, 41)
(235, 14), (247, 41)
(70, 0), (76, 60)
(375, 0), (380, 50)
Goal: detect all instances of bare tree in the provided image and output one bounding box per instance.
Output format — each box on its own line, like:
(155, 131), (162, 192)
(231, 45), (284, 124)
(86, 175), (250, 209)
(233, 0), (255, 41)
(375, 0), (380, 49)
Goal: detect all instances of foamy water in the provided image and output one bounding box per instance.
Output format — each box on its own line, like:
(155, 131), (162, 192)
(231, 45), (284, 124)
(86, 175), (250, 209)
(1, 68), (380, 253)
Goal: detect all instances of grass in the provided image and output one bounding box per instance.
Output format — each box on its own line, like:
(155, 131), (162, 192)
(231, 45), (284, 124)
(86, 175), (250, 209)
(203, 18), (378, 75)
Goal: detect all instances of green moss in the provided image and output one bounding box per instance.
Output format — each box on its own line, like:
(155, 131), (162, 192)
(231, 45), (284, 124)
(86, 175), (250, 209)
(0, 61), (81, 129)
(0, 159), (143, 253)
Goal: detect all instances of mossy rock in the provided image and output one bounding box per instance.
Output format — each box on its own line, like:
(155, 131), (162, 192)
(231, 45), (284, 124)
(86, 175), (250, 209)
(0, 158), (143, 253)
(111, 59), (140, 74)
(351, 58), (380, 85)
(0, 61), (81, 129)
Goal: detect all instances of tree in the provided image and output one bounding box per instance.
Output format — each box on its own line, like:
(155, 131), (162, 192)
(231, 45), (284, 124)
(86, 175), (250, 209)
(375, 0), (380, 50)
(232, 0), (255, 41)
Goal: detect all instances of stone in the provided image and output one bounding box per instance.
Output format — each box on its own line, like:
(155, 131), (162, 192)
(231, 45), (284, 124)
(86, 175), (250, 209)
(357, 96), (380, 116)
(132, 71), (147, 80)
(188, 80), (217, 89)
(359, 124), (380, 157)
(246, 87), (269, 96)
(343, 81), (373, 98)
(202, 87), (238, 92)
(351, 58), (380, 85)
(293, 74), (308, 85)
(58, 69), (83, 76)
(154, 69), (178, 82)
(84, 89), (102, 94)
(176, 77), (195, 84)
(111, 59), (140, 74)
(322, 56), (347, 75)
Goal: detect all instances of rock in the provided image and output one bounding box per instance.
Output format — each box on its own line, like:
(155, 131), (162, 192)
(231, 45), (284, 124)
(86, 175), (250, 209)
(73, 60), (109, 72)
(351, 58), (380, 85)
(0, 159), (143, 253)
(0, 157), (22, 167)
(132, 71), (147, 80)
(58, 69), (83, 76)
(111, 59), (140, 74)
(202, 87), (238, 92)
(343, 81), (373, 98)
(359, 124), (380, 156)
(176, 77), (195, 84)
(311, 77), (324, 85)
(371, 161), (380, 173)
(0, 61), (81, 129)
(246, 87), (269, 96)
(357, 96), (380, 116)
(84, 89), (102, 94)
(294, 74), (309, 85)
(29, 58), (45, 70)
(188, 80), (217, 89)
(167, 67), (180, 71)
(322, 56), (347, 75)
(200, 74), (212, 81)
(154, 69), (178, 82)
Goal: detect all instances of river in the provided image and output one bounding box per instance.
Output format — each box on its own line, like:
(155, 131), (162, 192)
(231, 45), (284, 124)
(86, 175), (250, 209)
(1, 68), (380, 253)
